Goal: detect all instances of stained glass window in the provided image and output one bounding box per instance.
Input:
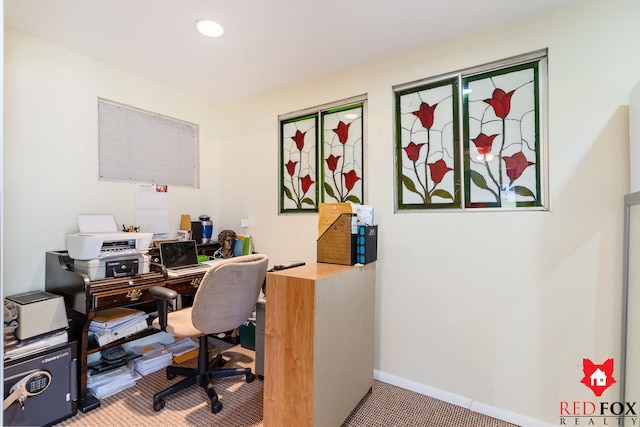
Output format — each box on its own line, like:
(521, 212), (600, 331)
(280, 114), (318, 213)
(279, 97), (366, 213)
(394, 50), (548, 212)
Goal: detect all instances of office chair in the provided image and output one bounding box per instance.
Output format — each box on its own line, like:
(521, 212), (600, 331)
(149, 253), (269, 414)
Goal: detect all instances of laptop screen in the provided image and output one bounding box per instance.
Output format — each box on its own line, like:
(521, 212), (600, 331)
(159, 240), (199, 268)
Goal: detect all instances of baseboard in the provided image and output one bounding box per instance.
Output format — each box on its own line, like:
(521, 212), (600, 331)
(373, 370), (554, 427)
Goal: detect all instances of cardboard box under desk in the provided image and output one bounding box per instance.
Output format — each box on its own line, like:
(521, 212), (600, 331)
(317, 213), (377, 265)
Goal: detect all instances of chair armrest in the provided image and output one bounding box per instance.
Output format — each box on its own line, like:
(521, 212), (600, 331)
(149, 286), (178, 332)
(149, 286), (178, 300)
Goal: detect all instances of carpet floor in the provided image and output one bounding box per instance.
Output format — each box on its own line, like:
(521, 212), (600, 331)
(55, 339), (519, 427)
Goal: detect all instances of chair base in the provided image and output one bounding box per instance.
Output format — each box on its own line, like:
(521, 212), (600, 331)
(152, 335), (255, 414)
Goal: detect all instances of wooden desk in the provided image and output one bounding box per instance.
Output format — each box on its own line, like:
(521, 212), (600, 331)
(44, 245), (218, 413)
(263, 262), (376, 427)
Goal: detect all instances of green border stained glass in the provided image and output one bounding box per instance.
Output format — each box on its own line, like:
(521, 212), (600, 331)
(395, 77), (461, 210)
(279, 99), (366, 214)
(280, 113), (319, 213)
(394, 50), (547, 212)
(321, 103), (364, 204)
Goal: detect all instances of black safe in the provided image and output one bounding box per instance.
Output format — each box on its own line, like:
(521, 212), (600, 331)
(3, 341), (77, 426)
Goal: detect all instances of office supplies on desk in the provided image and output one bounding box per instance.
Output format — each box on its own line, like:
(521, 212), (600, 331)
(317, 203), (378, 266)
(159, 240), (213, 278)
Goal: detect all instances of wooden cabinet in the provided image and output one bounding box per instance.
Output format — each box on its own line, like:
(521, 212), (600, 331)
(263, 263), (376, 427)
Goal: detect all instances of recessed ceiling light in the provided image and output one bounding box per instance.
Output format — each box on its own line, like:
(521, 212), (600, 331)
(195, 19), (224, 37)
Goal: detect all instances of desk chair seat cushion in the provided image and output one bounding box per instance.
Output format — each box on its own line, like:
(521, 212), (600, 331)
(151, 308), (201, 337)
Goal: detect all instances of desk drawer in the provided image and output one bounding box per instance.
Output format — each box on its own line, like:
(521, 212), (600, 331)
(167, 275), (204, 294)
(92, 283), (159, 310)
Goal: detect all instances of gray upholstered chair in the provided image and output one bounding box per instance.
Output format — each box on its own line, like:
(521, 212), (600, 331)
(149, 253), (268, 414)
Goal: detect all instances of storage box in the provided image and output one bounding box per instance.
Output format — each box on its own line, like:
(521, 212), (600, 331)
(239, 322), (256, 351)
(317, 213), (378, 265)
(355, 225), (378, 265)
(6, 291), (68, 340)
(317, 213), (356, 265)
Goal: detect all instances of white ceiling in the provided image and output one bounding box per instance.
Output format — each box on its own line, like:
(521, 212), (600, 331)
(5, 0), (583, 105)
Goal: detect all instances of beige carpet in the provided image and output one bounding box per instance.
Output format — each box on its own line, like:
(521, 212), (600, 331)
(55, 339), (519, 427)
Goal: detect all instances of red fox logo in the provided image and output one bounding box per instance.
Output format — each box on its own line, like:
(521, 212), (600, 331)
(580, 358), (616, 397)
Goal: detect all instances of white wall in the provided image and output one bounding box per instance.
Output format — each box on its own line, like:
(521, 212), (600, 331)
(1, 2), (5, 425)
(3, 0), (639, 425)
(213, 0), (638, 424)
(3, 29), (221, 295)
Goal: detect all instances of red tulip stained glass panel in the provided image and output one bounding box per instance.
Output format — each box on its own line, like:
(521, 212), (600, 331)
(394, 51), (547, 211)
(464, 62), (542, 208)
(321, 104), (364, 204)
(395, 77), (461, 210)
(280, 114), (318, 212)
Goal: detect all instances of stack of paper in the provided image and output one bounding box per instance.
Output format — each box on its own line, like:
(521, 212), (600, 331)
(89, 308), (149, 347)
(356, 204), (375, 225)
(165, 338), (199, 356)
(3, 330), (68, 361)
(131, 337), (200, 365)
(87, 365), (141, 399)
(131, 348), (173, 375)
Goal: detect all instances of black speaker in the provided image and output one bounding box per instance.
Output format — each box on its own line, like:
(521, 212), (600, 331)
(191, 221), (203, 244)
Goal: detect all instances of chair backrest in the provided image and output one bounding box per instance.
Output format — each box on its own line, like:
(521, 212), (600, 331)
(190, 254), (269, 334)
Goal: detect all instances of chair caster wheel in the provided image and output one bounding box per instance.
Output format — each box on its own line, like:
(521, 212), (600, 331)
(246, 373), (255, 383)
(167, 372), (176, 380)
(212, 400), (223, 413)
(153, 399), (165, 412)
(206, 383), (218, 400)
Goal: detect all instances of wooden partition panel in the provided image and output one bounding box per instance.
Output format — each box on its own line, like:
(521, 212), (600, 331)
(263, 263), (375, 427)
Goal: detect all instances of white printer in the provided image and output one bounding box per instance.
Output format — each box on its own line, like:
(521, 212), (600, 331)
(67, 232), (153, 261)
(66, 215), (153, 280)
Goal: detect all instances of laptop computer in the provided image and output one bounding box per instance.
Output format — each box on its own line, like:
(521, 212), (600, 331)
(159, 240), (212, 278)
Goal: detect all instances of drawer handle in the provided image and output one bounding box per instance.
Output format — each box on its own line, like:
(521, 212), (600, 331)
(126, 289), (142, 301)
(190, 278), (201, 288)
